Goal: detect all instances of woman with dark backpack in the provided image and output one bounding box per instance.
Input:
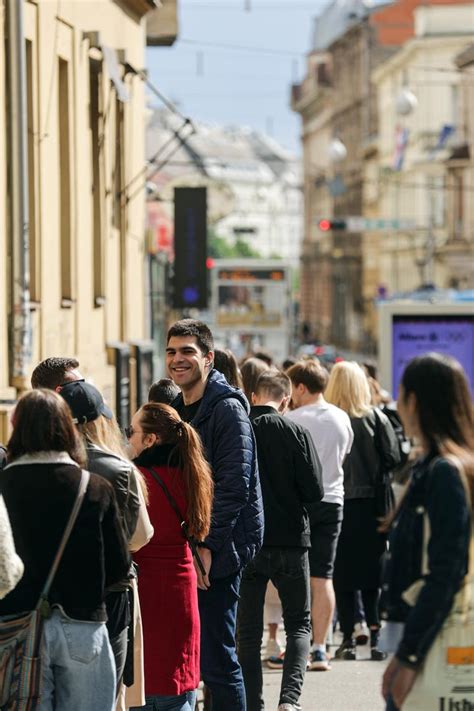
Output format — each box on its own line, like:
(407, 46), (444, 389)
(0, 389), (130, 711)
(127, 402), (213, 711)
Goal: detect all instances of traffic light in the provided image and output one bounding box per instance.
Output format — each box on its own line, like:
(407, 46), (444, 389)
(318, 219), (347, 231)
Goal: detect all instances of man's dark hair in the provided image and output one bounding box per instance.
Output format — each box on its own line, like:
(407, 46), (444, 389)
(282, 357), (297, 372)
(31, 357), (80, 390)
(167, 319), (214, 356)
(252, 349), (273, 367)
(148, 378), (180, 405)
(287, 359), (329, 394)
(254, 370), (291, 402)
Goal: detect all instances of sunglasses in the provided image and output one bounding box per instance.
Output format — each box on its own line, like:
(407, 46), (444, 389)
(125, 425), (138, 439)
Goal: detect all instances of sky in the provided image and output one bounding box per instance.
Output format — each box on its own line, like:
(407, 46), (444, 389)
(145, 0), (332, 154)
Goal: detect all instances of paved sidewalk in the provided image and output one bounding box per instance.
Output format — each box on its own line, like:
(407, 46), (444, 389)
(261, 654), (386, 711)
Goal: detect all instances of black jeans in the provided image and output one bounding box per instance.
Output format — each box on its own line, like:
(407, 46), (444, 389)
(336, 588), (380, 640)
(238, 547), (311, 710)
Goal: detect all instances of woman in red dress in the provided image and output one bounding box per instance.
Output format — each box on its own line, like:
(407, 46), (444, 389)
(127, 403), (213, 711)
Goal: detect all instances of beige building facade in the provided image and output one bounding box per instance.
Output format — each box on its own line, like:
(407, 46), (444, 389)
(0, 0), (177, 437)
(372, 5), (474, 301)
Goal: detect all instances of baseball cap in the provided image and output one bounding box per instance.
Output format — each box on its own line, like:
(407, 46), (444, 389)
(59, 380), (113, 424)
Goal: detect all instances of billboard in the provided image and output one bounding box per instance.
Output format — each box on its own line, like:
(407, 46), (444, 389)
(173, 187), (207, 309)
(215, 268), (287, 329)
(392, 315), (474, 397)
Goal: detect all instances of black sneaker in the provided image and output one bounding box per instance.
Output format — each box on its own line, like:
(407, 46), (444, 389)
(370, 647), (387, 661)
(334, 639), (356, 660)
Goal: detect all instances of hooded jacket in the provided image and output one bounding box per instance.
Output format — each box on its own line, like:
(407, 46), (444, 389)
(173, 369), (263, 579)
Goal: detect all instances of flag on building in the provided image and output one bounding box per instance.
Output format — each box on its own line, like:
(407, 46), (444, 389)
(429, 124), (455, 160)
(393, 126), (409, 171)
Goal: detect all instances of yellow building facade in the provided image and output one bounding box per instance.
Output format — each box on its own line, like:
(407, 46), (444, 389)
(1, 0), (175, 436)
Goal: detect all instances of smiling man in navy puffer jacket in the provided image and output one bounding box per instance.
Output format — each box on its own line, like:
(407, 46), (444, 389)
(167, 319), (263, 711)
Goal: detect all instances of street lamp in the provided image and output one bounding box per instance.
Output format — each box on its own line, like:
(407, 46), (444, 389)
(395, 88), (418, 116)
(328, 138), (347, 163)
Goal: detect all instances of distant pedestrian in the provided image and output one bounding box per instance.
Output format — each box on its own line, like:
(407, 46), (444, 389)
(59, 380), (153, 701)
(167, 319), (263, 711)
(128, 402), (213, 711)
(0, 389), (130, 711)
(148, 378), (180, 405)
(282, 357), (297, 372)
(325, 362), (400, 661)
(31, 356), (83, 390)
(286, 359), (353, 671)
(253, 349), (273, 367)
(381, 354), (474, 711)
(0, 495), (24, 599)
(213, 348), (243, 389)
(238, 370), (323, 711)
(240, 356), (270, 402)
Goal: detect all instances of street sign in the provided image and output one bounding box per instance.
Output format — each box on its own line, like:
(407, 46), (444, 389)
(313, 216), (416, 232)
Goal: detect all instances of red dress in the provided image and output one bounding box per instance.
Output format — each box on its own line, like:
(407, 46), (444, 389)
(134, 446), (200, 696)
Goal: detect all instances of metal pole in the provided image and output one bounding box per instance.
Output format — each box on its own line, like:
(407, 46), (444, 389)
(6, 0), (32, 390)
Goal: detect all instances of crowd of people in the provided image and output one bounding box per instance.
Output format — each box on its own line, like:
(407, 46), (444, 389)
(0, 319), (472, 711)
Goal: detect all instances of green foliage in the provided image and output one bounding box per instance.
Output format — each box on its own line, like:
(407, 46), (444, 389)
(207, 229), (263, 259)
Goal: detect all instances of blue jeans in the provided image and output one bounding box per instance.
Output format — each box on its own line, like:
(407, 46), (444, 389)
(198, 571), (246, 711)
(142, 690), (197, 710)
(238, 548), (311, 709)
(39, 609), (116, 711)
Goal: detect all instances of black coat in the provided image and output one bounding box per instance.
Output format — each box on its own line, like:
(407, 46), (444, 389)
(334, 409), (400, 591)
(343, 408), (401, 500)
(250, 406), (324, 548)
(0, 452), (130, 621)
(381, 454), (471, 669)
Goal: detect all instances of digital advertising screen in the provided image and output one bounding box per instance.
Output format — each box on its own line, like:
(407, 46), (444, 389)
(392, 315), (474, 397)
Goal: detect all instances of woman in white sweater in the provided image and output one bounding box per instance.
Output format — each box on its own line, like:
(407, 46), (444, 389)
(0, 495), (24, 599)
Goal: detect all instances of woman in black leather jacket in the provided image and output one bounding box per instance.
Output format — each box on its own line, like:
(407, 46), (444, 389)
(60, 380), (152, 701)
(381, 353), (473, 710)
(325, 361), (401, 661)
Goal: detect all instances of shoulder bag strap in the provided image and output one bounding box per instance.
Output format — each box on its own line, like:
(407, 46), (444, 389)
(35, 469), (90, 610)
(144, 467), (206, 577)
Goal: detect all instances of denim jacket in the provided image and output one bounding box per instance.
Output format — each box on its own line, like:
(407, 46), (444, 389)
(381, 454), (471, 668)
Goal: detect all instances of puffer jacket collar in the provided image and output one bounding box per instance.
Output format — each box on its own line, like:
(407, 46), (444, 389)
(173, 369), (250, 426)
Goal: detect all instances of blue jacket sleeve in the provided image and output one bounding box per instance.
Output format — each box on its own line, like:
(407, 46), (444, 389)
(396, 459), (471, 668)
(204, 399), (255, 553)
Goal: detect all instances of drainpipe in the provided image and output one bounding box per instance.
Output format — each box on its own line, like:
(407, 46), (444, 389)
(6, 0), (32, 392)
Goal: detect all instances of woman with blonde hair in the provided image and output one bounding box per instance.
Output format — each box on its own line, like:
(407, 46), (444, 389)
(325, 361), (400, 661)
(127, 402), (214, 711)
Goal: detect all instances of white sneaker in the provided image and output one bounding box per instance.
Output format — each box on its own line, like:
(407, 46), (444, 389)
(264, 638), (283, 660)
(354, 621), (369, 645)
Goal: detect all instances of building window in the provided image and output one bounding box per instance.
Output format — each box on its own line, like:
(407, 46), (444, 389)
(89, 59), (105, 305)
(26, 39), (39, 302)
(58, 57), (73, 303)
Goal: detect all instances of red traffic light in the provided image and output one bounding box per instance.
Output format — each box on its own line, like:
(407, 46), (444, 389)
(318, 219), (347, 231)
(319, 219), (331, 232)
(206, 257), (215, 269)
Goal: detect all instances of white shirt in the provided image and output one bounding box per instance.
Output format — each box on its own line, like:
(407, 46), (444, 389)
(287, 398), (353, 505)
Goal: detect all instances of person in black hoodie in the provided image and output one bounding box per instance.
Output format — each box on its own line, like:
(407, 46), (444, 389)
(0, 389), (130, 711)
(238, 370), (324, 711)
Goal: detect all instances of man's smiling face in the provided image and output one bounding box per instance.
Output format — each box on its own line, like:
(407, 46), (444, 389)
(166, 336), (213, 391)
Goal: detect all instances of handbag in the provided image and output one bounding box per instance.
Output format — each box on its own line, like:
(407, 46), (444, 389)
(402, 456), (474, 710)
(0, 469), (90, 710)
(144, 468), (206, 577)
